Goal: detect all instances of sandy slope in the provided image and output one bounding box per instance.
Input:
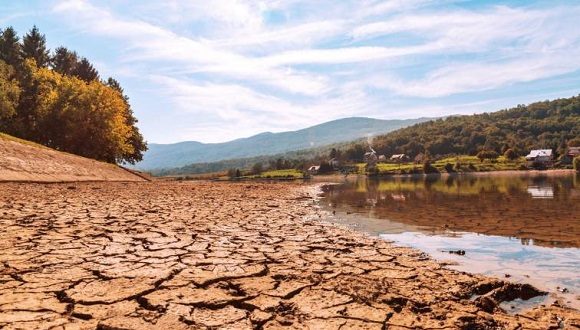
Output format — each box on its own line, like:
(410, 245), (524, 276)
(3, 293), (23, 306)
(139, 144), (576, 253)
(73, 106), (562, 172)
(0, 134), (146, 182)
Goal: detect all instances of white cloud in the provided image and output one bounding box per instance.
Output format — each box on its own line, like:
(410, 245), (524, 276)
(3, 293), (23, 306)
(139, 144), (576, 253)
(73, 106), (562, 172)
(369, 50), (580, 97)
(151, 74), (374, 142)
(49, 0), (580, 142)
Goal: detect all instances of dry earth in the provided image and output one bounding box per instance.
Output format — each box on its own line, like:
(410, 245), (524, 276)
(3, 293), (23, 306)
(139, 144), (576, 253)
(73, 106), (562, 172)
(0, 181), (578, 329)
(0, 135), (146, 182)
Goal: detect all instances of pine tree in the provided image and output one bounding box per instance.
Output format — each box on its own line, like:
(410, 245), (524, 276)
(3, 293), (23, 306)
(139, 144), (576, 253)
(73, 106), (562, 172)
(51, 46), (78, 76)
(22, 25), (50, 67)
(73, 57), (99, 82)
(0, 27), (22, 68)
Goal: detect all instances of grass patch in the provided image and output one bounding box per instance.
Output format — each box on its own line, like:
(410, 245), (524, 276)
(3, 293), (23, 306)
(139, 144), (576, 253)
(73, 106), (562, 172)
(0, 132), (50, 149)
(356, 155), (528, 175)
(250, 169), (305, 179)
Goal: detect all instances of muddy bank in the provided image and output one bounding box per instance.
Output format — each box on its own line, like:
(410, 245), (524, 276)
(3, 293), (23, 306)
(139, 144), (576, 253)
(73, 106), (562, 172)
(0, 181), (578, 329)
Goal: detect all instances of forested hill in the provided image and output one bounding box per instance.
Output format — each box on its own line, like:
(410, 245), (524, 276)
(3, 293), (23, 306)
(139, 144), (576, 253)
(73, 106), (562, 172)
(136, 117), (430, 170)
(363, 96), (580, 160)
(0, 26), (146, 164)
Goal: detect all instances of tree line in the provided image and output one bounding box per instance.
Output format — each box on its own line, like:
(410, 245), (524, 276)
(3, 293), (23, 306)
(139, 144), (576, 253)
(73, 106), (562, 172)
(0, 26), (146, 164)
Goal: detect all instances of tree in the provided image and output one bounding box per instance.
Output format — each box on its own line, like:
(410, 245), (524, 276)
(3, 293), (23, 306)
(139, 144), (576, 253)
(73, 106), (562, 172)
(504, 148), (517, 161)
(574, 156), (580, 172)
(10, 60), (144, 163)
(51, 47), (78, 76)
(423, 160), (438, 174)
(0, 60), (20, 125)
(22, 26), (50, 67)
(477, 150), (499, 162)
(0, 27), (22, 68)
(318, 162), (334, 174)
(569, 138), (580, 147)
(329, 148), (337, 159)
(0, 27), (146, 164)
(73, 57), (99, 82)
(275, 158), (284, 170)
(444, 163), (454, 173)
(106, 77), (147, 164)
(251, 162), (263, 175)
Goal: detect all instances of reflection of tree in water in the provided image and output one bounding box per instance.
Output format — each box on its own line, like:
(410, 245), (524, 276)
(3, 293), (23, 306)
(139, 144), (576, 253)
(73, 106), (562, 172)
(323, 175), (579, 248)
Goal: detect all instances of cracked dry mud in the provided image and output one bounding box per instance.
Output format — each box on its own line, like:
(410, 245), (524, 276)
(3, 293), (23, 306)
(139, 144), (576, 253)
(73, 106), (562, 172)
(0, 182), (578, 329)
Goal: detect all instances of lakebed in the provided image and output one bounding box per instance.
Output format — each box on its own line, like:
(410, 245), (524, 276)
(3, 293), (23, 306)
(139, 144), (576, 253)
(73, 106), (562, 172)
(0, 181), (578, 329)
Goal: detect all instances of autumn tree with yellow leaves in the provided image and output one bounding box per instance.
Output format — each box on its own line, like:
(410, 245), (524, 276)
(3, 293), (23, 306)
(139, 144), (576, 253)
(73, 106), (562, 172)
(0, 26), (146, 164)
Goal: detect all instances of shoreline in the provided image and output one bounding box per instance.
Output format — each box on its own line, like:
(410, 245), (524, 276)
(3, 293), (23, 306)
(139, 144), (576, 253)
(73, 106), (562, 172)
(0, 181), (578, 328)
(305, 169), (577, 185)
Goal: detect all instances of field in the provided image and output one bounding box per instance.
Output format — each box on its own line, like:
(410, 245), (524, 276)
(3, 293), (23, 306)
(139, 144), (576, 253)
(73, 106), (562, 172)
(364, 155), (529, 175)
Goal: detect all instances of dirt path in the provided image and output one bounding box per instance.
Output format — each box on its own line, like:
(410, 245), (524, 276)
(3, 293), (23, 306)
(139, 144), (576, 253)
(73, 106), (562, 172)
(0, 135), (145, 182)
(0, 181), (578, 329)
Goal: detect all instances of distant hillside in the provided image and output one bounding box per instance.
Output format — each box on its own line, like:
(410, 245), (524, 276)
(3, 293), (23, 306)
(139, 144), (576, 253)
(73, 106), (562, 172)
(135, 117), (430, 170)
(0, 133), (147, 182)
(156, 95), (580, 176)
(364, 96), (580, 159)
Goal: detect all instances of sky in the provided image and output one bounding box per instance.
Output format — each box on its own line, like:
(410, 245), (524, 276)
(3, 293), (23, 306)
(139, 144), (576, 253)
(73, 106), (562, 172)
(2, 0), (580, 144)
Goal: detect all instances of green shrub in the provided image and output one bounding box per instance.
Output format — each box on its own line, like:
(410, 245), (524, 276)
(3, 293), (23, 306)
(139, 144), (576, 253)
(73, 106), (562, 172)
(423, 161), (439, 174)
(477, 150), (499, 162)
(504, 148), (518, 160)
(444, 163), (455, 173)
(318, 162), (334, 174)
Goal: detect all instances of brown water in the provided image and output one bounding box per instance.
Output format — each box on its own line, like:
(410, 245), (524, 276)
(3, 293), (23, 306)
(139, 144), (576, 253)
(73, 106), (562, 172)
(320, 172), (580, 309)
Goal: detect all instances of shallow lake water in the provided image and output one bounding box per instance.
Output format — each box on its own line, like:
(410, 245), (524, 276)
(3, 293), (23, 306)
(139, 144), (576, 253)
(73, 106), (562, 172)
(319, 172), (580, 310)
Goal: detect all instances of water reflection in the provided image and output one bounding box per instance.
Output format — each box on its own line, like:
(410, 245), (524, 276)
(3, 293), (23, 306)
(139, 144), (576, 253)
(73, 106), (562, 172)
(527, 184), (554, 199)
(322, 173), (580, 248)
(320, 172), (580, 309)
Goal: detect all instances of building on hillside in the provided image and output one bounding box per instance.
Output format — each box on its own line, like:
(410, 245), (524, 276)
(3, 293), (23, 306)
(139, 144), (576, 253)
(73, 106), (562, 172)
(567, 147), (580, 158)
(328, 158), (340, 169)
(390, 154), (410, 162)
(364, 151), (378, 164)
(525, 149), (553, 165)
(307, 165), (320, 174)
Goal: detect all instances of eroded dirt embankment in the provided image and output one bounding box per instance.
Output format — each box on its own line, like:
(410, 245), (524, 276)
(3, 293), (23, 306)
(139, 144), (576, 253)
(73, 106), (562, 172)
(0, 181), (578, 329)
(0, 135), (145, 182)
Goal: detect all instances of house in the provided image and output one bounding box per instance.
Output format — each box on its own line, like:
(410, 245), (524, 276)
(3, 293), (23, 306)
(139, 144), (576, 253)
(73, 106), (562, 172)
(567, 147), (580, 158)
(364, 151), (378, 164)
(328, 158), (340, 169)
(307, 165), (320, 174)
(390, 154), (410, 162)
(525, 149), (553, 164)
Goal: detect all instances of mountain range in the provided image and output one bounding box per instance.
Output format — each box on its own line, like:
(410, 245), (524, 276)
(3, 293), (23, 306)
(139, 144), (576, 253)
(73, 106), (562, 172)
(134, 117), (431, 170)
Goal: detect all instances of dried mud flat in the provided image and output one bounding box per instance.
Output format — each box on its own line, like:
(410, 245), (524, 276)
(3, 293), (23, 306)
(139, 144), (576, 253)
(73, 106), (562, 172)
(0, 182), (578, 329)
